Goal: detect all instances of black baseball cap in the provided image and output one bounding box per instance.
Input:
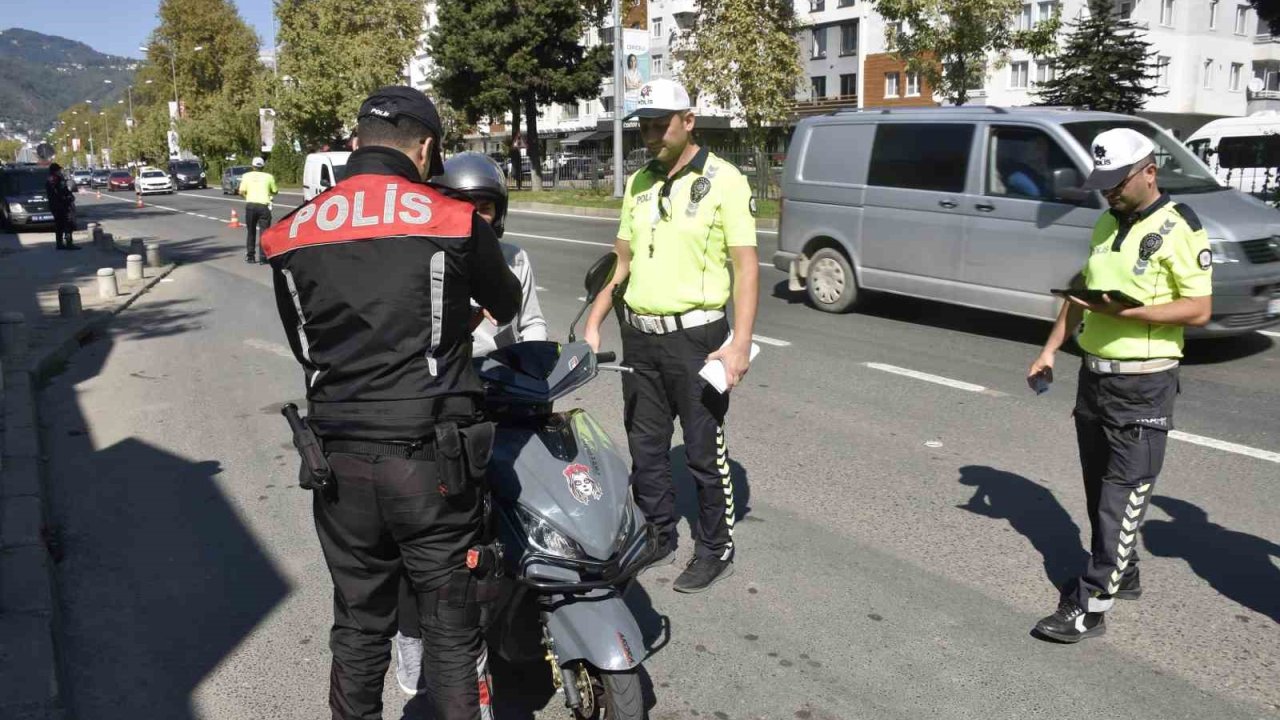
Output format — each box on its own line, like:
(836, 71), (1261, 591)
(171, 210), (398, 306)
(358, 85), (445, 177)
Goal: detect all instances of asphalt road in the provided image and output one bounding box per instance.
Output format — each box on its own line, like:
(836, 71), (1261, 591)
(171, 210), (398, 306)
(37, 188), (1280, 720)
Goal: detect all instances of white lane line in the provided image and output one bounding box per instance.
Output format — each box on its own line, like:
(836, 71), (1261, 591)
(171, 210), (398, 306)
(95, 193), (229, 222)
(177, 191), (241, 203)
(1260, 330), (1280, 338)
(751, 334), (791, 347)
(865, 362), (998, 395)
(244, 338), (296, 359)
(1169, 431), (1280, 464)
(508, 207), (778, 235)
(505, 230), (778, 270)
(535, 286), (547, 292)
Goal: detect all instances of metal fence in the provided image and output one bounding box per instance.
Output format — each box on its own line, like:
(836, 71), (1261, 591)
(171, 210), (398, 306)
(500, 147), (785, 199)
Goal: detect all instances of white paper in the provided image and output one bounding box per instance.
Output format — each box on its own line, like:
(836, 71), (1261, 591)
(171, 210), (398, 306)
(699, 331), (760, 394)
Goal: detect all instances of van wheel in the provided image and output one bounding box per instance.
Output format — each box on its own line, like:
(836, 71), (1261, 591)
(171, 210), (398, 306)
(806, 247), (859, 313)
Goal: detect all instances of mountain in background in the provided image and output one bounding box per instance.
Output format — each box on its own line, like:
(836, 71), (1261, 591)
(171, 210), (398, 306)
(0, 28), (137, 139)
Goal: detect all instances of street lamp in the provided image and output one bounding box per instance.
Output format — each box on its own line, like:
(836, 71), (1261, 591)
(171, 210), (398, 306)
(139, 43), (204, 116)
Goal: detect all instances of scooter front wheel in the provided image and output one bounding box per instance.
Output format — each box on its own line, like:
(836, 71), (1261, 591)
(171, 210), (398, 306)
(570, 663), (646, 720)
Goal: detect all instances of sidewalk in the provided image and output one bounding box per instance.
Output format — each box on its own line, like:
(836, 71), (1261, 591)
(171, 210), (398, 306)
(0, 223), (175, 720)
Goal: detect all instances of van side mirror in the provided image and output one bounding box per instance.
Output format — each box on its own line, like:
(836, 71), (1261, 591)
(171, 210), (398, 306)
(583, 252), (618, 302)
(319, 177), (332, 189)
(1052, 168), (1090, 204)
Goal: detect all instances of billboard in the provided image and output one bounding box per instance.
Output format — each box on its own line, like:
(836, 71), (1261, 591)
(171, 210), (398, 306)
(259, 108), (276, 152)
(621, 29), (651, 118)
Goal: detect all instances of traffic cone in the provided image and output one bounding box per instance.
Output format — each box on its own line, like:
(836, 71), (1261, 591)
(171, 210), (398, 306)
(229, 209), (242, 228)
(95, 188), (101, 199)
(135, 194), (144, 208)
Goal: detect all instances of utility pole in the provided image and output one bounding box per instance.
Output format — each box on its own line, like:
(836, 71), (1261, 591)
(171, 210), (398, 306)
(612, 0), (624, 198)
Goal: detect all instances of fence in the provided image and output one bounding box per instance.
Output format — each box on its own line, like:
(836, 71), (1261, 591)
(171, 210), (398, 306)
(501, 147), (785, 199)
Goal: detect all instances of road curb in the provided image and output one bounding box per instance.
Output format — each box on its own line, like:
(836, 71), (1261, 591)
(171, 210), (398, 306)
(0, 246), (175, 720)
(507, 200), (779, 229)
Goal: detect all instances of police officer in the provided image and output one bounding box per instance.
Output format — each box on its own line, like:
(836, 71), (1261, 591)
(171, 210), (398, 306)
(583, 79), (760, 594)
(1027, 128), (1212, 643)
(261, 85), (521, 719)
(238, 156), (277, 264)
(388, 150), (547, 696)
(46, 163), (78, 250)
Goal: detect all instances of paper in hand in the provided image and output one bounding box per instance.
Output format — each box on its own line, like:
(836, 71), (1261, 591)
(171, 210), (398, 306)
(699, 331), (760, 394)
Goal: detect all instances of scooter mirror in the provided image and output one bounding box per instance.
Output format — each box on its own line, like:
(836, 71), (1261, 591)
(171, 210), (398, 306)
(583, 252), (618, 302)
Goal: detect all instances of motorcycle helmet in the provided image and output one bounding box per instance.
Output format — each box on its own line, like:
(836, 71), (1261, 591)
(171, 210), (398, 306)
(436, 152), (508, 237)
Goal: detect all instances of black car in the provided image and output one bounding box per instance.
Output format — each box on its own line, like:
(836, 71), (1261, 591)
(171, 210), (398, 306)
(169, 159), (207, 190)
(0, 167), (74, 231)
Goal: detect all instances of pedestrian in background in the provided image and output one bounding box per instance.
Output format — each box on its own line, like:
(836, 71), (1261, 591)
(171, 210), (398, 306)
(238, 156), (277, 264)
(46, 163), (78, 250)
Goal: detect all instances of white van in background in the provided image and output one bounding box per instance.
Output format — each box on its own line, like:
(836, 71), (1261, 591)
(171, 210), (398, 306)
(302, 151), (351, 200)
(1186, 113), (1280, 198)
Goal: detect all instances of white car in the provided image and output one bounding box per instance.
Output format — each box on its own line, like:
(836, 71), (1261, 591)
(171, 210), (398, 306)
(136, 168), (175, 195)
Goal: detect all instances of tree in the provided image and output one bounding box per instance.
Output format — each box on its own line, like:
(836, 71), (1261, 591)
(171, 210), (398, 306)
(276, 0), (424, 149)
(431, 0), (610, 191)
(873, 0), (1060, 106)
(0, 139), (23, 163)
(1250, 0), (1280, 34)
(1034, 0), (1166, 113)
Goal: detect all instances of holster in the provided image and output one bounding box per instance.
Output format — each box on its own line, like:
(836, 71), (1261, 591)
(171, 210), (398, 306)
(434, 420), (496, 498)
(426, 542), (506, 629)
(611, 276), (631, 328)
(280, 403), (332, 491)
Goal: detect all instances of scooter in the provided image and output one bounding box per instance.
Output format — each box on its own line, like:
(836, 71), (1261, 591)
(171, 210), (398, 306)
(478, 252), (656, 720)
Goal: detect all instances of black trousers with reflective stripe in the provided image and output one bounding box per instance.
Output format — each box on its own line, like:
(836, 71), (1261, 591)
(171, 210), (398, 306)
(1068, 366), (1177, 611)
(312, 451), (490, 720)
(621, 318), (735, 560)
(245, 202), (271, 259)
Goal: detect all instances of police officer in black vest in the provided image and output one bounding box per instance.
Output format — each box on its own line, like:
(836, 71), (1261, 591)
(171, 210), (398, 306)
(262, 86), (521, 720)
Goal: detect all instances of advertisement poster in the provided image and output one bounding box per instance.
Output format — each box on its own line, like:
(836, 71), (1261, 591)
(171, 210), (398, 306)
(167, 129), (181, 159)
(621, 28), (650, 118)
(259, 108), (276, 152)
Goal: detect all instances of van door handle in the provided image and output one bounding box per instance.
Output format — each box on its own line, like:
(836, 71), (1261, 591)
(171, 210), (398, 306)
(938, 199), (958, 209)
(975, 203), (996, 212)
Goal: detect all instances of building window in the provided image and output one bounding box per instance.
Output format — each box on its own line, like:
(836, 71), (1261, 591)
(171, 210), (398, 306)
(1017, 3), (1033, 29)
(1010, 61), (1029, 89)
(599, 27), (614, 45)
(1118, 0), (1132, 18)
(906, 72), (921, 96)
(602, 96), (613, 113)
(812, 76), (827, 99)
(1209, 0), (1218, 28)
(1235, 5), (1248, 34)
(1230, 62), (1242, 90)
(840, 72), (858, 97)
(1204, 58), (1214, 88)
(812, 27), (827, 58)
(810, 0), (825, 10)
(562, 103), (579, 120)
(1035, 60), (1056, 83)
(1160, 0), (1174, 26)
(885, 72), (900, 98)
(840, 21), (858, 55)
(653, 54), (664, 75)
(1037, 1), (1058, 22)
(1156, 56), (1171, 87)
(653, 17), (662, 37)
(838, 0), (855, 6)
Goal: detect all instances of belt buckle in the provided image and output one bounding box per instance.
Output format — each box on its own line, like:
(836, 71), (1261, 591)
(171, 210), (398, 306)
(642, 316), (660, 334)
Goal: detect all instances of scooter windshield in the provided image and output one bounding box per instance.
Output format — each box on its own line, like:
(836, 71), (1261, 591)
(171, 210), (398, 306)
(477, 341), (595, 403)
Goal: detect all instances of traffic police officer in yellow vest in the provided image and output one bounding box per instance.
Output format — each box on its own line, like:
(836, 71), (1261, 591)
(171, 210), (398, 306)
(1027, 128), (1212, 642)
(239, 156), (278, 264)
(583, 79), (759, 593)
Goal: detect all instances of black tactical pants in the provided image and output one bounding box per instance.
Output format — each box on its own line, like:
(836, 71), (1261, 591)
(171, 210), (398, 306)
(1068, 365), (1178, 612)
(53, 208), (75, 247)
(621, 317), (735, 560)
(245, 202), (271, 261)
(312, 451), (492, 720)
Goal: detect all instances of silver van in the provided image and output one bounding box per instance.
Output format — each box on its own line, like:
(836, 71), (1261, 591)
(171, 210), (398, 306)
(774, 107), (1280, 337)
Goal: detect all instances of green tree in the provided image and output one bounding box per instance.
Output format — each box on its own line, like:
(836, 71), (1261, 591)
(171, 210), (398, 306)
(675, 0), (802, 192)
(1035, 0), (1167, 113)
(0, 139), (23, 163)
(275, 0), (424, 149)
(873, 0), (1060, 106)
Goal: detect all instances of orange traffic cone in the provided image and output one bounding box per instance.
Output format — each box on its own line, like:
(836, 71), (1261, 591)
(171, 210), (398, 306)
(228, 209), (242, 228)
(95, 188), (101, 199)
(135, 194), (144, 208)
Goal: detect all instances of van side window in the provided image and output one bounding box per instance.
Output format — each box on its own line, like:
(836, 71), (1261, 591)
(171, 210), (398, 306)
(1186, 139), (1212, 163)
(1216, 135), (1280, 169)
(985, 126), (1083, 204)
(320, 164), (333, 186)
(868, 123), (974, 192)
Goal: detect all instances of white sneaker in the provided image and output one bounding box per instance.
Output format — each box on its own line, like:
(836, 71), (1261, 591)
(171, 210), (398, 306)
(393, 631), (424, 696)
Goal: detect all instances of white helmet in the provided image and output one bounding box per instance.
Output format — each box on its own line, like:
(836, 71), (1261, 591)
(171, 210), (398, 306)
(252, 157), (265, 168)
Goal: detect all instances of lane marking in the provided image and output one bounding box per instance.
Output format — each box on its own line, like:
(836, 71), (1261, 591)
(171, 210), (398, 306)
(94, 193), (229, 223)
(509, 207), (778, 234)
(751, 334), (791, 347)
(244, 338), (295, 359)
(1260, 330), (1280, 338)
(1169, 431), (1280, 464)
(864, 362), (998, 395)
(535, 286), (547, 292)
(505, 230), (778, 270)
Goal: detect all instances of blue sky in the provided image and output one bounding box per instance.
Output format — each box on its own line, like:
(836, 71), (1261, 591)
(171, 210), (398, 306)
(2, 1), (276, 59)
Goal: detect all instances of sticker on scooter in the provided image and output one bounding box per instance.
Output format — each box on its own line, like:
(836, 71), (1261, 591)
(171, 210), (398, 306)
(564, 463), (603, 505)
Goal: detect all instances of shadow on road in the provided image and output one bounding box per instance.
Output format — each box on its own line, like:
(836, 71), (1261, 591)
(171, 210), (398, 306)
(671, 445), (753, 529)
(955, 465), (1088, 589)
(1143, 496), (1280, 622)
(1181, 333), (1275, 365)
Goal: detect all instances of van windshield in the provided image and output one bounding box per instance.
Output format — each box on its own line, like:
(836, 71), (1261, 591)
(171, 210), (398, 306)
(0, 171), (47, 196)
(1064, 121), (1223, 194)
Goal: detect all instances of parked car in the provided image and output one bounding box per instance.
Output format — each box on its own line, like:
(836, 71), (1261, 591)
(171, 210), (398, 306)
(168, 159), (207, 190)
(70, 168), (93, 192)
(302, 152), (350, 200)
(546, 155), (605, 181)
(90, 168), (111, 188)
(107, 170), (135, 192)
(0, 166), (72, 231)
(775, 107), (1280, 337)
(221, 165), (252, 195)
(136, 167), (175, 195)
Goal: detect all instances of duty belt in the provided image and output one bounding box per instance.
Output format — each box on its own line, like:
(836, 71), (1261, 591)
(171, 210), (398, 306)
(1085, 355), (1179, 375)
(623, 307), (725, 335)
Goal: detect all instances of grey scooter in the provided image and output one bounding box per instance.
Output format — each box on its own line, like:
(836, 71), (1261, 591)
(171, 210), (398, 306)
(479, 253), (656, 719)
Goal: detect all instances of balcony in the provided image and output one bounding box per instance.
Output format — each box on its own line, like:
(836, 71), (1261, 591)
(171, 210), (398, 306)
(670, 0), (698, 18)
(791, 94), (859, 117)
(1251, 90), (1280, 100)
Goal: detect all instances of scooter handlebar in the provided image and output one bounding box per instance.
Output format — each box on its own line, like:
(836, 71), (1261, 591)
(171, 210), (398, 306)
(596, 351), (617, 364)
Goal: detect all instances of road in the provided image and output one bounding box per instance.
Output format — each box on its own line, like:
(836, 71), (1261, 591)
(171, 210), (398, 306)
(39, 187), (1280, 720)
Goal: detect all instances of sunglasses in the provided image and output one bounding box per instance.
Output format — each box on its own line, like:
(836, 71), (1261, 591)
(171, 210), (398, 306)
(1105, 161), (1153, 195)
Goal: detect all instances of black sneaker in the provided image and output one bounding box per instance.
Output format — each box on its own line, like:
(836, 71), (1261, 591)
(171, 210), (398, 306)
(1114, 572), (1142, 601)
(640, 542), (677, 576)
(1033, 598), (1106, 643)
(672, 555), (734, 594)
(246, 256), (256, 264)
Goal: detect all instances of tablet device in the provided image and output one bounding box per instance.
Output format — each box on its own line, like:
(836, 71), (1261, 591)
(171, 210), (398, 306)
(1050, 288), (1144, 308)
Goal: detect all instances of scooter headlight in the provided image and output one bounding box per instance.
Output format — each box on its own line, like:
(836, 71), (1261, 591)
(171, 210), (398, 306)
(515, 505), (587, 560)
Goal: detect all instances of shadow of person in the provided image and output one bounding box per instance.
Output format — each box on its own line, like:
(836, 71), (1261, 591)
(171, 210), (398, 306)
(624, 578), (671, 656)
(1143, 496), (1280, 622)
(956, 465), (1088, 588)
(670, 446), (752, 531)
